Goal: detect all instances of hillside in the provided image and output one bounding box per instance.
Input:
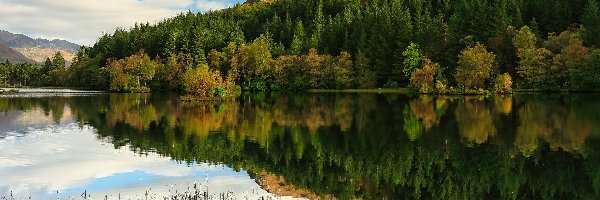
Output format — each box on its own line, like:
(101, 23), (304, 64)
(0, 43), (34, 63)
(0, 30), (80, 62)
(5, 0), (599, 93)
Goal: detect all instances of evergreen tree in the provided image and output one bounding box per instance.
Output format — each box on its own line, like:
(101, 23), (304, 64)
(582, 0), (600, 47)
(43, 58), (52, 75)
(51, 51), (66, 70)
(290, 21), (306, 54)
(309, 0), (324, 50)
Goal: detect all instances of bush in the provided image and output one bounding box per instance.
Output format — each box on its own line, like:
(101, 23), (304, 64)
(410, 58), (439, 93)
(273, 55), (307, 90)
(182, 65), (238, 101)
(494, 73), (513, 94)
(435, 80), (449, 94)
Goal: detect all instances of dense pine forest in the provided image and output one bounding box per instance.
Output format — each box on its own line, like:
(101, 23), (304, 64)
(3, 0), (600, 97)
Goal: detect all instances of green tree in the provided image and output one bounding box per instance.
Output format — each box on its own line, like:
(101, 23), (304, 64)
(402, 42), (422, 79)
(513, 26), (553, 88)
(166, 54), (186, 90)
(42, 57), (52, 75)
(571, 49), (600, 88)
(290, 21), (306, 55)
(139, 54), (157, 87)
(106, 51), (158, 92)
(0, 63), (7, 85)
(208, 49), (224, 71)
(45, 51), (67, 86)
(51, 51), (66, 70)
(309, 0), (324, 49)
(231, 35), (274, 90)
(582, 0), (600, 47)
(354, 50), (376, 89)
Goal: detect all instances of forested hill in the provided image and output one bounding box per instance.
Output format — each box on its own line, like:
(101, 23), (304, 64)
(67, 0), (600, 92)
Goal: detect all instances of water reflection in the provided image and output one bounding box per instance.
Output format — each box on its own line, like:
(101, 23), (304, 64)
(1, 93), (599, 199)
(0, 95), (278, 199)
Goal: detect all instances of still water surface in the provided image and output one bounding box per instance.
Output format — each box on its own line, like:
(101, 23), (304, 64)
(0, 92), (599, 199)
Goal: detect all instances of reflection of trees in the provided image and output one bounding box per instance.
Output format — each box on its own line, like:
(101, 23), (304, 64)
(493, 96), (513, 115)
(403, 96), (449, 141)
(515, 96), (593, 156)
(455, 97), (497, 144)
(105, 94), (158, 130)
(585, 138), (600, 195)
(0, 97), (67, 123)
(2, 94), (600, 199)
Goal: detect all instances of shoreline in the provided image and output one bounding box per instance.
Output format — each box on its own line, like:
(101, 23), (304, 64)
(4, 87), (600, 96)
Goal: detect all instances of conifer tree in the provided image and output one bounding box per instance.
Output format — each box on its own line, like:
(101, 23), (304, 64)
(582, 0), (600, 47)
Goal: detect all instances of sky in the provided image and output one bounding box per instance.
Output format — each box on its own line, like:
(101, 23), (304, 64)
(0, 0), (244, 46)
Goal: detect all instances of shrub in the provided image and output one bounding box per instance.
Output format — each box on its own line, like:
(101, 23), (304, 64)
(435, 80), (449, 94)
(410, 58), (439, 93)
(273, 55), (307, 90)
(494, 73), (513, 94)
(182, 65), (238, 101)
(333, 52), (353, 89)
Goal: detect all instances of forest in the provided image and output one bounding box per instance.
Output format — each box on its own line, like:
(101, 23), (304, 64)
(2, 0), (600, 97)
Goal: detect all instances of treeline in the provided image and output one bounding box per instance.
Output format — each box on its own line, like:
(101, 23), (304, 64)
(30, 0), (600, 93)
(0, 52), (68, 87)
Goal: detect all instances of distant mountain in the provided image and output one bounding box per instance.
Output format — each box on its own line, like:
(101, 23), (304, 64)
(0, 43), (35, 63)
(0, 30), (80, 62)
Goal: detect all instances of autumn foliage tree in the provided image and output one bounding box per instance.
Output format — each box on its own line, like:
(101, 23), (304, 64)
(410, 58), (440, 93)
(182, 64), (237, 101)
(494, 73), (513, 94)
(545, 31), (590, 87)
(333, 52), (353, 88)
(455, 43), (496, 91)
(107, 51), (159, 92)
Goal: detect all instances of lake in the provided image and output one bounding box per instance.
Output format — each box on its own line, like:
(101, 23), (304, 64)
(0, 92), (599, 199)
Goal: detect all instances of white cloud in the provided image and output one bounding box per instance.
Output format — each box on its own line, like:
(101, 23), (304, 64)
(0, 0), (238, 46)
(0, 122), (275, 199)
